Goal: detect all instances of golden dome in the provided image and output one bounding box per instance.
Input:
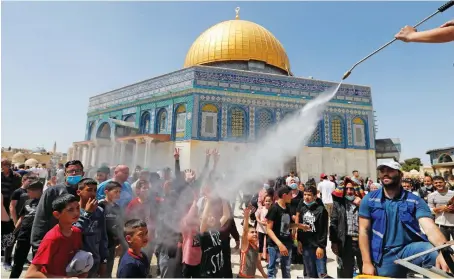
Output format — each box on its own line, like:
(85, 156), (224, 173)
(184, 15), (291, 74)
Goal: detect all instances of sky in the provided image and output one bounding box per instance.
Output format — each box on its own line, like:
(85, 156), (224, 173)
(1, 1), (453, 164)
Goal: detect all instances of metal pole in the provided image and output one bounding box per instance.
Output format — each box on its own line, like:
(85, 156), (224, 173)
(342, 0), (454, 80)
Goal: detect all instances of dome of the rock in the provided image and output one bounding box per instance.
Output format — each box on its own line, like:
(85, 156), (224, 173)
(184, 15), (290, 75)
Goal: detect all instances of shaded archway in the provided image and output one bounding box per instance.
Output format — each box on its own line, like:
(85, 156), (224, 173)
(97, 123), (111, 139)
(439, 153), (453, 163)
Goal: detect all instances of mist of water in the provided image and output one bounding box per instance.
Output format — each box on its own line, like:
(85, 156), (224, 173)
(214, 81), (344, 198)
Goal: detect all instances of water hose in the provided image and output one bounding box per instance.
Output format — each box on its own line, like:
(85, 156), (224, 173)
(342, 0), (454, 80)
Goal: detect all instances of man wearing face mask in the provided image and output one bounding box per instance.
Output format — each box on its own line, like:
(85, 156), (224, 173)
(359, 161), (449, 278)
(330, 178), (363, 278)
(30, 160), (85, 254)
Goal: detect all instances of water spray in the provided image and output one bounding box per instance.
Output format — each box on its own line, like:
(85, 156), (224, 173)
(342, 0), (454, 80)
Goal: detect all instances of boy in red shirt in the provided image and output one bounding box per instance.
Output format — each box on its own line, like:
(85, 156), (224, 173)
(25, 194), (83, 278)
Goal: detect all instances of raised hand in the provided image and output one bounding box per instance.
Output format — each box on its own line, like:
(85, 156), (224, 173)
(85, 198), (98, 213)
(212, 149), (220, 164)
(174, 148), (180, 160)
(184, 169), (196, 183)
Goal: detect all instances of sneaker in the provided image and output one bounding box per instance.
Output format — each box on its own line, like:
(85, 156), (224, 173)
(3, 263), (12, 271)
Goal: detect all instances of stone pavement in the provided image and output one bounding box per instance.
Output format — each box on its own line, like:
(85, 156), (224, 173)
(1, 205), (338, 278)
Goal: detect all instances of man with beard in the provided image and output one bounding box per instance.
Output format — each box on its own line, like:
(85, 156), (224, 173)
(30, 160), (85, 254)
(359, 161), (449, 278)
(330, 177), (363, 278)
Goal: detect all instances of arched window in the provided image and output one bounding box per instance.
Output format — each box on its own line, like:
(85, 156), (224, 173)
(176, 105), (186, 138)
(140, 112), (150, 134)
(229, 107), (246, 138)
(256, 109), (273, 138)
(331, 116), (344, 145)
(352, 117), (366, 147)
(201, 104), (218, 138)
(157, 109), (167, 134)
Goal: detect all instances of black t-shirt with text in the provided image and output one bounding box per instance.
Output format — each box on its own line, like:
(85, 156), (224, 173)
(99, 200), (123, 248)
(17, 198), (39, 239)
(199, 230), (224, 278)
(265, 203), (292, 247)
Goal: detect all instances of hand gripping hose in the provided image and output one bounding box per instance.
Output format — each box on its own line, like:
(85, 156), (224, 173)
(342, 0), (454, 80)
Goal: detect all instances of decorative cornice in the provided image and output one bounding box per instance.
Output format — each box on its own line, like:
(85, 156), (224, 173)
(86, 65), (373, 115)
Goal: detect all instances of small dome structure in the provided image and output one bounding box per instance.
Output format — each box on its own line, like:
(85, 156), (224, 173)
(24, 158), (39, 167)
(11, 152), (26, 164)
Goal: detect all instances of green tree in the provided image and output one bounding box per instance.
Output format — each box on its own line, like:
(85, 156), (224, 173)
(401, 157), (423, 172)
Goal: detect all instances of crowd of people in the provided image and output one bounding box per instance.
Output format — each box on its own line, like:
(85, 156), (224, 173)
(2, 149), (454, 278)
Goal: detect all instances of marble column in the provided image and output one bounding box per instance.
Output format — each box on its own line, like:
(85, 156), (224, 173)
(132, 138), (141, 169)
(87, 143), (94, 167)
(143, 138), (153, 168)
(78, 146), (83, 161)
(119, 141), (126, 165)
(110, 142), (117, 166)
(67, 147), (73, 161)
(93, 142), (100, 167)
(72, 145), (78, 160)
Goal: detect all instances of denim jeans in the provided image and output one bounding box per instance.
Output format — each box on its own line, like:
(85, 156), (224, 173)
(316, 251), (328, 277)
(267, 244), (292, 278)
(302, 246), (327, 278)
(375, 241), (438, 278)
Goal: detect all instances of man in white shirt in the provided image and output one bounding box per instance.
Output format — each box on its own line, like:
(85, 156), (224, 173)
(317, 173), (335, 218)
(285, 171), (300, 186)
(428, 176), (454, 241)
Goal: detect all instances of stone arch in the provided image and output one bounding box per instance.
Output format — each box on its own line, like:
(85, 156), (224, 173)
(330, 115), (345, 147)
(87, 121), (96, 140)
(352, 116), (368, 148)
(228, 106), (248, 139)
(97, 122), (112, 139)
(439, 153), (453, 163)
(140, 112), (151, 134)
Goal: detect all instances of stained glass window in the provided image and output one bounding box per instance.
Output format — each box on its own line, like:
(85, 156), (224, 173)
(158, 109), (167, 134)
(331, 117), (343, 144)
(257, 109), (272, 138)
(201, 104), (218, 138)
(230, 108), (245, 138)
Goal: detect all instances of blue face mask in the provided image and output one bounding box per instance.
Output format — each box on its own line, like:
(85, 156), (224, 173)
(304, 201), (315, 207)
(67, 175), (82, 185)
(290, 183), (298, 190)
(345, 195), (355, 201)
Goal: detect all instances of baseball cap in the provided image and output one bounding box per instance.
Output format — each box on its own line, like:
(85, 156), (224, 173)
(97, 166), (110, 174)
(66, 250), (94, 276)
(320, 173), (327, 179)
(377, 161), (402, 171)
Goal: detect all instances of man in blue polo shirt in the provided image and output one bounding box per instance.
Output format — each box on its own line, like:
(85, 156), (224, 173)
(358, 161), (449, 278)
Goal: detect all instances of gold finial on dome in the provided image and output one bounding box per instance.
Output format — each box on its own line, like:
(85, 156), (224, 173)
(235, 7), (240, 19)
